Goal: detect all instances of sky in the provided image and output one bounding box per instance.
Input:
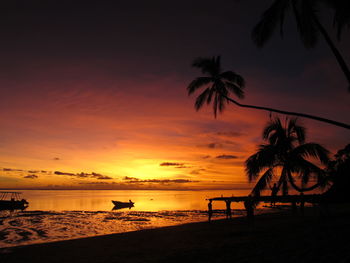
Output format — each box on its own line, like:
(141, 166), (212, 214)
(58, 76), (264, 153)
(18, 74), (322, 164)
(0, 0), (349, 190)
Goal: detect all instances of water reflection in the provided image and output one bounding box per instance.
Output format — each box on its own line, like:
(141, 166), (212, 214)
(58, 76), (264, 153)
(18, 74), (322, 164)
(17, 190), (250, 211)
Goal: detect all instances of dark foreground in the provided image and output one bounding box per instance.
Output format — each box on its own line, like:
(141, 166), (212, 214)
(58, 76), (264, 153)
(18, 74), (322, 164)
(1, 205), (350, 263)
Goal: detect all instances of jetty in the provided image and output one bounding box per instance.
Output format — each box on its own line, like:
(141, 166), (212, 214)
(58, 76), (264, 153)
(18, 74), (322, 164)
(207, 194), (327, 219)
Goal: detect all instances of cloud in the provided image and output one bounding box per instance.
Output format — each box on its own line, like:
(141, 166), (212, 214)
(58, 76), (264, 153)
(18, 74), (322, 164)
(24, 174), (38, 179)
(54, 171), (75, 176)
(123, 176), (139, 181)
(53, 157), (60, 160)
(160, 162), (184, 167)
(95, 175), (113, 180)
(2, 168), (23, 172)
(190, 169), (206, 175)
(123, 177), (198, 184)
(215, 154), (239, 159)
(216, 132), (244, 137)
(55, 170), (113, 180)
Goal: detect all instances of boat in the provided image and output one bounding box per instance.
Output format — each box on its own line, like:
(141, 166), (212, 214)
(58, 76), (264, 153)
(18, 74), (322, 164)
(0, 191), (29, 210)
(112, 200), (134, 210)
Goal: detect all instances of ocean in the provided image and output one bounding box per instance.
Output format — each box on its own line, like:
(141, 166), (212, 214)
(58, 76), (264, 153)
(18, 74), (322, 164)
(0, 189), (252, 247)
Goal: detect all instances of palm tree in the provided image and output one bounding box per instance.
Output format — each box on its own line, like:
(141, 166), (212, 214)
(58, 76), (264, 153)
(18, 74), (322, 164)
(187, 56), (245, 118)
(245, 117), (329, 197)
(188, 56), (350, 129)
(322, 0), (350, 40)
(252, 0), (350, 91)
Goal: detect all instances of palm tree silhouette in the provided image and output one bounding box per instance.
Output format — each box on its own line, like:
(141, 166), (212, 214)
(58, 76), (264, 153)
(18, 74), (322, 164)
(245, 117), (329, 197)
(187, 56), (245, 118)
(188, 56), (350, 129)
(252, 0), (350, 91)
(322, 0), (350, 40)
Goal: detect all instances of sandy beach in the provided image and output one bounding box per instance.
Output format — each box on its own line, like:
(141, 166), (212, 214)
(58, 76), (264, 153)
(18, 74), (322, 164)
(1, 205), (350, 263)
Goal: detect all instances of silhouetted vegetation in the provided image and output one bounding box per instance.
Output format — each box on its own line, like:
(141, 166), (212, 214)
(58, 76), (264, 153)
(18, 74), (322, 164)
(188, 56), (350, 129)
(324, 144), (350, 200)
(245, 117), (329, 197)
(253, 0), (350, 91)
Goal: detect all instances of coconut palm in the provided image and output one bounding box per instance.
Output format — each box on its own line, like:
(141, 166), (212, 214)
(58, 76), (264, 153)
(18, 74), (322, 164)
(188, 56), (350, 129)
(187, 56), (245, 118)
(322, 0), (350, 40)
(245, 117), (329, 197)
(252, 0), (350, 91)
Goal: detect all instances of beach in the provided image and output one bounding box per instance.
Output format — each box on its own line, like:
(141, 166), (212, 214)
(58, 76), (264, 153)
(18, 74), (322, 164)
(1, 205), (350, 263)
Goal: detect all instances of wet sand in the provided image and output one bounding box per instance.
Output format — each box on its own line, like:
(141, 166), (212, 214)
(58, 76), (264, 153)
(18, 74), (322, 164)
(1, 205), (350, 263)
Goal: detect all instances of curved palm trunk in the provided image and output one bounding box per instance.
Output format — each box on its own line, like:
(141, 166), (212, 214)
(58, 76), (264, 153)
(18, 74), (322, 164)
(221, 94), (350, 129)
(287, 170), (320, 192)
(310, 7), (350, 91)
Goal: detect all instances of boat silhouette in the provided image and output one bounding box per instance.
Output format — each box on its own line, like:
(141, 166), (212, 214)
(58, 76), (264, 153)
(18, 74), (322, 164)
(112, 200), (134, 210)
(0, 191), (29, 211)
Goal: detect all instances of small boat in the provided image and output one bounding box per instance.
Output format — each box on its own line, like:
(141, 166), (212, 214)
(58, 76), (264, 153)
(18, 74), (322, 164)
(0, 191), (29, 210)
(112, 200), (134, 209)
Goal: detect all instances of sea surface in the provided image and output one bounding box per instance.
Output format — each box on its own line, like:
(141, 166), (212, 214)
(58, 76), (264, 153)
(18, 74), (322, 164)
(0, 189), (253, 248)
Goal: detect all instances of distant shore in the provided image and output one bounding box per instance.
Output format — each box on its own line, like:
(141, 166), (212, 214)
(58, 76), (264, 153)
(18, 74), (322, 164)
(1, 205), (350, 263)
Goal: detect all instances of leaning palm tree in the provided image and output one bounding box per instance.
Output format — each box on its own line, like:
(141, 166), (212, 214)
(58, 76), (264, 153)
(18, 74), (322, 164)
(188, 56), (350, 129)
(245, 117), (329, 197)
(252, 0), (350, 91)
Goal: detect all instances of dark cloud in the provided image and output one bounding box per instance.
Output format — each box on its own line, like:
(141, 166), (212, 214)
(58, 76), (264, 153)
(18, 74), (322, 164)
(95, 175), (113, 180)
(24, 174), (38, 179)
(123, 177), (198, 184)
(54, 171), (75, 176)
(123, 176), (139, 180)
(160, 162), (184, 167)
(2, 168), (23, 172)
(190, 169), (206, 175)
(28, 170), (39, 173)
(215, 154), (239, 159)
(55, 170), (113, 180)
(216, 132), (244, 137)
(206, 143), (223, 149)
(201, 155), (211, 159)
(53, 157), (60, 160)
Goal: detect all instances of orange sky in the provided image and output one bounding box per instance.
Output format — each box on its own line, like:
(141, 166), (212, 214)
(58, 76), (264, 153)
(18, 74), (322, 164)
(0, 1), (349, 190)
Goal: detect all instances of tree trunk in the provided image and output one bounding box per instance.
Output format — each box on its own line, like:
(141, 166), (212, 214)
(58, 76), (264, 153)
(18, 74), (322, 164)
(221, 94), (350, 129)
(310, 4), (350, 91)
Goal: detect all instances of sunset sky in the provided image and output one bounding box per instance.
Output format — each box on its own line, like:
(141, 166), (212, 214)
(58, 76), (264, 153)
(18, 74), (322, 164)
(0, 0), (349, 190)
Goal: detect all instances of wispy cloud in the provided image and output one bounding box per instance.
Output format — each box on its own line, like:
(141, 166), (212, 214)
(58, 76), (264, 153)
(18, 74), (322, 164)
(24, 174), (38, 179)
(123, 177), (198, 184)
(215, 154), (239, 160)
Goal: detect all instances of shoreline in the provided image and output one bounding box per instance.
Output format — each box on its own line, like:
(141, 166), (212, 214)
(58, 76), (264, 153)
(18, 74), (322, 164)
(2, 205), (350, 262)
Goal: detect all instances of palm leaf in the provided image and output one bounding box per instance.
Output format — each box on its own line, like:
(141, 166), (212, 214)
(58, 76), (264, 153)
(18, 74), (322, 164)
(252, 0), (291, 47)
(245, 144), (277, 181)
(187, 77), (212, 95)
(250, 168), (274, 197)
(292, 143), (330, 165)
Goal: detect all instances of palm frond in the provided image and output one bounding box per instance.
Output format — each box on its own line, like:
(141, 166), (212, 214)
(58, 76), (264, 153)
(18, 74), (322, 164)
(187, 77), (212, 95)
(194, 88), (211, 111)
(192, 56), (219, 76)
(245, 144), (277, 182)
(252, 0), (291, 47)
(292, 143), (330, 165)
(292, 0), (319, 48)
(220, 71), (245, 88)
(262, 117), (284, 143)
(225, 82), (245, 99)
(250, 168), (274, 197)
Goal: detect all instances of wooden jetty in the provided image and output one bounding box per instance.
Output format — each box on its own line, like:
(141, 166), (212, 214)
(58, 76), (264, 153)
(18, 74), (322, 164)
(208, 194), (322, 204)
(207, 194), (326, 220)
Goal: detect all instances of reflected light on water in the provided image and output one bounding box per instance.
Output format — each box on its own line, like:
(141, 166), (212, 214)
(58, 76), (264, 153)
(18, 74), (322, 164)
(20, 189), (250, 211)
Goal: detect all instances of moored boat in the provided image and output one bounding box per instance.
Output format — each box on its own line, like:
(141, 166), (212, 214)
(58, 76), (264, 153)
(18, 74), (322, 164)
(112, 200), (134, 209)
(0, 191), (29, 210)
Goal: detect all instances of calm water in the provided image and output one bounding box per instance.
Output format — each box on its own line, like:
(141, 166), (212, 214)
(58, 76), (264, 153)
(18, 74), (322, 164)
(0, 189), (251, 248)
